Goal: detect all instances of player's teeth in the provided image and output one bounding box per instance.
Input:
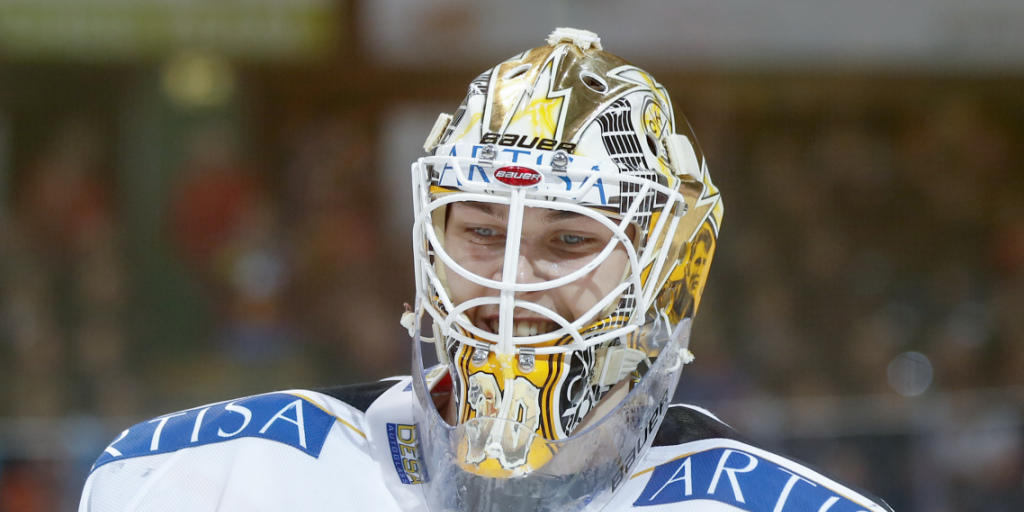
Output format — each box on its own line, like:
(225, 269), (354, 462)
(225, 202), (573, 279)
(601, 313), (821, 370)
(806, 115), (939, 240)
(484, 320), (556, 336)
(513, 322), (549, 336)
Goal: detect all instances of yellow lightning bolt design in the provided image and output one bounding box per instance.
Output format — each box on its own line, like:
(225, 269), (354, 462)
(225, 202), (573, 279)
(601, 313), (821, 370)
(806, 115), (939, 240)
(508, 59), (570, 139)
(511, 95), (564, 139)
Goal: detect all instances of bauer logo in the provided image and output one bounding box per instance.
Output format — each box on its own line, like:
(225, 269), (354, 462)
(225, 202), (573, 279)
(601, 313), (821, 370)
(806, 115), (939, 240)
(480, 131), (577, 153)
(494, 166), (542, 187)
(634, 447), (878, 511)
(387, 423), (427, 484)
(91, 393), (335, 471)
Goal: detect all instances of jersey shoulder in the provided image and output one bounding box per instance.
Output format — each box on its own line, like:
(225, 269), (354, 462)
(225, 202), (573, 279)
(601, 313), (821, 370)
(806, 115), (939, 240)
(617, 403), (894, 512)
(89, 386), (386, 471)
(81, 380), (411, 512)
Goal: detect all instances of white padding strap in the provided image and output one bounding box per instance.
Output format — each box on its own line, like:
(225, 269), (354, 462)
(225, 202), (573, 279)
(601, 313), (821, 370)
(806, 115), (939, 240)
(594, 345), (647, 387)
(547, 27), (602, 51)
(666, 133), (701, 179)
(423, 113), (452, 153)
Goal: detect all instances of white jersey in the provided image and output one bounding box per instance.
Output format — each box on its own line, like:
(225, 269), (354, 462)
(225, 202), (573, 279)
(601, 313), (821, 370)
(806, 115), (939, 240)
(79, 377), (892, 511)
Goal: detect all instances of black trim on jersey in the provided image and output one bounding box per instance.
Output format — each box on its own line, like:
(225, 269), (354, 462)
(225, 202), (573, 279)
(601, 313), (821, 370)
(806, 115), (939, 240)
(315, 380), (399, 413)
(652, 404), (745, 446)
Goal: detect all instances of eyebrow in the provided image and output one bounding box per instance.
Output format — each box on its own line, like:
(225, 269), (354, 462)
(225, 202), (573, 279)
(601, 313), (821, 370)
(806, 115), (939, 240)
(545, 209), (585, 222)
(461, 202), (506, 220)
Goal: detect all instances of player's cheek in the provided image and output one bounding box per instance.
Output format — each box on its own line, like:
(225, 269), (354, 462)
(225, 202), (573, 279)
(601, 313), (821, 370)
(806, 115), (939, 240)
(445, 271), (473, 304)
(595, 252), (628, 294)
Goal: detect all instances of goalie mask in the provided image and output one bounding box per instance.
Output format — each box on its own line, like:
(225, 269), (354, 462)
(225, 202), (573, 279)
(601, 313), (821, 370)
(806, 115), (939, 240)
(406, 28), (724, 511)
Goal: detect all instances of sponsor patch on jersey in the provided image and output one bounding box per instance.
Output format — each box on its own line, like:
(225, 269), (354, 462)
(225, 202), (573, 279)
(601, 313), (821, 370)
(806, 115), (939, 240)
(386, 423), (427, 484)
(635, 447), (878, 511)
(91, 393), (336, 471)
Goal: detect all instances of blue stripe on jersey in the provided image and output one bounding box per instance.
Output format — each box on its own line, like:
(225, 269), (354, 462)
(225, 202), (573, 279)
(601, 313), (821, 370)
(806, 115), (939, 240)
(92, 393), (335, 471)
(635, 447), (877, 511)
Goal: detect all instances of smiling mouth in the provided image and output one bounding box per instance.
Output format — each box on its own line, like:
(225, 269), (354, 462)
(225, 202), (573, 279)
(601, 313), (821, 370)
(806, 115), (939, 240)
(481, 318), (560, 336)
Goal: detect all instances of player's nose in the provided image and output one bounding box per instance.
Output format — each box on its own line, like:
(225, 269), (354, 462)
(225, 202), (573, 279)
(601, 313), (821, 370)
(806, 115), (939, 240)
(489, 252), (546, 284)
(517, 255), (543, 285)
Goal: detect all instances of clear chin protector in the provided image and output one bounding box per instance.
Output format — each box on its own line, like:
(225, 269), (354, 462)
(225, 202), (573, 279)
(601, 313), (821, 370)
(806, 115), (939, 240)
(410, 304), (690, 512)
(406, 142), (694, 510)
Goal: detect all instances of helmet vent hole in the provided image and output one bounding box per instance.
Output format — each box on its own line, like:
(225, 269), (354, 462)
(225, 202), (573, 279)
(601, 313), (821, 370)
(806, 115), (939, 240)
(580, 71), (608, 93)
(504, 64), (531, 80)
(646, 133), (659, 156)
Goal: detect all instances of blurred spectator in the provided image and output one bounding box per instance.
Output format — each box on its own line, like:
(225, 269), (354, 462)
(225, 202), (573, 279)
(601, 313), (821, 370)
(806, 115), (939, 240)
(167, 123), (300, 394)
(282, 117), (407, 382)
(2, 117), (134, 418)
(169, 126), (262, 272)
(16, 119), (110, 264)
(0, 459), (59, 512)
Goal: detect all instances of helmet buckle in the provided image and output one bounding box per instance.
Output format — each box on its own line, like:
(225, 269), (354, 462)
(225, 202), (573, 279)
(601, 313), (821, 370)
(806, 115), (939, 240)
(551, 150), (570, 172)
(478, 144), (497, 163)
(517, 347), (536, 373)
(470, 345), (490, 366)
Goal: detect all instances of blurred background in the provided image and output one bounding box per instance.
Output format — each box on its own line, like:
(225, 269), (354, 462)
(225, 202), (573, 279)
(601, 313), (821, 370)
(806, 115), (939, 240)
(0, 1), (1021, 510)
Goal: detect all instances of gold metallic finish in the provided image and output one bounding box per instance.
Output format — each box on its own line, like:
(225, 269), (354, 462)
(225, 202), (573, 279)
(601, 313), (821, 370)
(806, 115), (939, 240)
(484, 43), (671, 146)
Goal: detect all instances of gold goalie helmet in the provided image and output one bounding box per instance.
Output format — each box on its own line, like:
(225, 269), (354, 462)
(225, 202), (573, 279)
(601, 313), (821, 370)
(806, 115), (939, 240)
(405, 28), (723, 511)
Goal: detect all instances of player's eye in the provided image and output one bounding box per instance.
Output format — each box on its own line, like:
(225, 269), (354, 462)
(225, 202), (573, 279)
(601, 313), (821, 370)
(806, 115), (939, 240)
(465, 226), (505, 245)
(558, 233), (588, 245)
(552, 232), (604, 255)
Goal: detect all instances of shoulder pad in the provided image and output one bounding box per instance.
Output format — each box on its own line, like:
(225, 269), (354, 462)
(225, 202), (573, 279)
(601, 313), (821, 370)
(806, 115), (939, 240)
(316, 379), (403, 412)
(653, 404), (744, 446)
